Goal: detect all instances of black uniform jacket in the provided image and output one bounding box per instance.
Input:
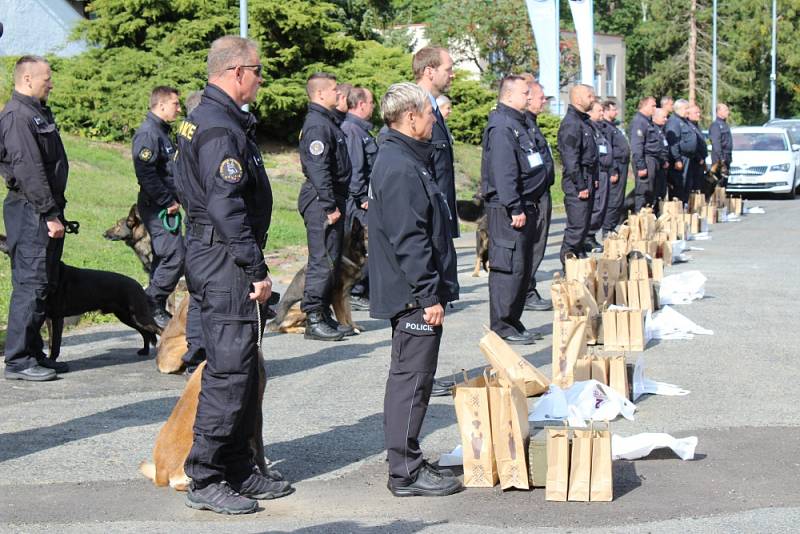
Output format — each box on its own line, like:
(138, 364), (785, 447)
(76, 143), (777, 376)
(297, 103), (352, 215)
(368, 128), (459, 319)
(132, 111), (178, 208)
(524, 111), (556, 188)
(481, 103), (549, 215)
(630, 111), (670, 169)
(557, 104), (598, 190)
(430, 102), (459, 237)
(666, 114), (699, 162)
(173, 84), (272, 282)
(593, 122), (613, 175)
(598, 119), (629, 179)
(341, 112), (377, 207)
(0, 90), (68, 217)
(709, 117), (732, 166)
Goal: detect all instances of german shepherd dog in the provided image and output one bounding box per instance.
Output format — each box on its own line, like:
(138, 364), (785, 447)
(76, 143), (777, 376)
(268, 217), (367, 334)
(139, 355), (281, 492)
(104, 204), (152, 273)
(1, 234), (160, 359)
(456, 195), (489, 277)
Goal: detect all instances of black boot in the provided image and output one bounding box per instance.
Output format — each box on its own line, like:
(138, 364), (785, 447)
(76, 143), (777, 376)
(525, 290), (553, 311)
(323, 307), (356, 337)
(305, 311), (345, 341)
(388, 462), (464, 497)
(229, 471), (294, 500)
(349, 295), (370, 311)
(148, 296), (172, 330)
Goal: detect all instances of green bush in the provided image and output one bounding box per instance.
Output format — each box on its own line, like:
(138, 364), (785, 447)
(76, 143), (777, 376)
(447, 76), (496, 144)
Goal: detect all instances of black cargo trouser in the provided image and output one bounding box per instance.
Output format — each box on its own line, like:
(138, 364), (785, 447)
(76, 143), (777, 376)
(139, 201), (185, 304)
(602, 171), (627, 233)
(634, 156), (659, 213)
(488, 203), (538, 338)
(384, 307), (442, 484)
(301, 197), (345, 313)
(184, 226), (265, 486)
(346, 200), (369, 298)
(3, 195), (64, 371)
(181, 223), (206, 372)
(560, 178), (594, 266)
(590, 171), (611, 233)
(527, 189), (552, 298)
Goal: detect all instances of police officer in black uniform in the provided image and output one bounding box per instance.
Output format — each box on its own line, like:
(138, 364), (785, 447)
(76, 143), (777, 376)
(481, 75), (545, 344)
(651, 107), (671, 206)
(298, 72), (353, 341)
(665, 99), (698, 203)
(558, 84), (598, 266)
(132, 86), (184, 328)
(520, 76), (555, 312)
(341, 86), (377, 311)
(587, 100), (613, 252)
(369, 82), (462, 498)
(173, 36), (292, 515)
(709, 103), (732, 179)
(629, 96), (660, 212)
(598, 100), (630, 234)
(1, 56), (69, 381)
(687, 103), (709, 191)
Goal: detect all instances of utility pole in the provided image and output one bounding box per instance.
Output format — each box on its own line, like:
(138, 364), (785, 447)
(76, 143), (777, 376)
(712, 0), (717, 122)
(770, 0), (777, 120)
(241, 0), (249, 112)
(688, 0), (697, 104)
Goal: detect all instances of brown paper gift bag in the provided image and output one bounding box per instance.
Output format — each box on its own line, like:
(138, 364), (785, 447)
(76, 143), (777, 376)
(591, 354), (609, 385)
(574, 353), (592, 382)
(545, 427), (570, 501)
(614, 280), (628, 307)
(626, 279), (641, 310)
(628, 310), (646, 351)
(628, 255), (649, 281)
(602, 235), (628, 259)
(590, 425), (613, 501)
(480, 330), (550, 397)
(616, 311), (631, 350)
(552, 316), (588, 389)
(602, 310), (619, 350)
(637, 279), (655, 312)
(595, 258), (623, 306)
(566, 280), (600, 345)
(568, 429), (593, 501)
(550, 273), (572, 320)
(488, 379), (530, 490)
(651, 258), (665, 282)
(565, 255), (597, 299)
(608, 354), (629, 399)
(453, 373), (498, 487)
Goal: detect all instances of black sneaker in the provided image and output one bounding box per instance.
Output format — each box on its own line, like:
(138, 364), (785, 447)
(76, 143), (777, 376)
(37, 357), (70, 373)
(349, 295), (370, 311)
(185, 481), (257, 515)
(525, 290), (553, 312)
(430, 378), (455, 397)
(388, 462), (464, 497)
(4, 364), (57, 382)
(229, 471), (294, 500)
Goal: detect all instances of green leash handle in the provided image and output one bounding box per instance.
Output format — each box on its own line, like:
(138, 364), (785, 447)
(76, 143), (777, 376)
(158, 209), (182, 233)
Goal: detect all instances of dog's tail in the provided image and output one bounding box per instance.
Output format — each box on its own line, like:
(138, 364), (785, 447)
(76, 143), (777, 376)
(139, 460), (156, 483)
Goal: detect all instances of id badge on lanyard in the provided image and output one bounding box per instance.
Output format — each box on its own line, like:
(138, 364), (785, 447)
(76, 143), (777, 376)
(527, 151), (543, 168)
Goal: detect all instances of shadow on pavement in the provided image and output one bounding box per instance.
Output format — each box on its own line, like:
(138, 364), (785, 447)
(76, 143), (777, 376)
(0, 396), (178, 463)
(264, 519), (447, 533)
(267, 338), (392, 379)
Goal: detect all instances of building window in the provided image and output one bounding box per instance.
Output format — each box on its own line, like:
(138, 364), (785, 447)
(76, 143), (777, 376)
(594, 53), (602, 96)
(605, 55), (616, 97)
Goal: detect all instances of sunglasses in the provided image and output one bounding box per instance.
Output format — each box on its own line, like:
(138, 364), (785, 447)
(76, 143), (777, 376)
(226, 64), (263, 77)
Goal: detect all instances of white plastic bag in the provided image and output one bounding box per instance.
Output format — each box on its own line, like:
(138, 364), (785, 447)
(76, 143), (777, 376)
(632, 356), (691, 401)
(744, 206), (765, 214)
(611, 433), (698, 460)
(645, 305), (713, 340)
(439, 445), (463, 467)
(688, 231), (711, 241)
(658, 271), (706, 305)
(530, 381), (636, 423)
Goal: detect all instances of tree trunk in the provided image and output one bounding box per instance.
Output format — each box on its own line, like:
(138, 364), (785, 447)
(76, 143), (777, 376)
(689, 0), (697, 104)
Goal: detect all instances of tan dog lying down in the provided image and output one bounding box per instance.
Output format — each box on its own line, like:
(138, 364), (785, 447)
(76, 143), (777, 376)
(139, 354), (274, 491)
(156, 296), (190, 374)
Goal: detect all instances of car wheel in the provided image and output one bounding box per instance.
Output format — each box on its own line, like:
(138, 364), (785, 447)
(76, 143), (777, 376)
(784, 179), (798, 200)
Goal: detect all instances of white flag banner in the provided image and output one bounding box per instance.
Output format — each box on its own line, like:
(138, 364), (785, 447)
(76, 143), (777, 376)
(525, 0), (560, 101)
(568, 0), (595, 85)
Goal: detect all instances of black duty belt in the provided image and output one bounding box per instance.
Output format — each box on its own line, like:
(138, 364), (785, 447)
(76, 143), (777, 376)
(189, 223), (226, 246)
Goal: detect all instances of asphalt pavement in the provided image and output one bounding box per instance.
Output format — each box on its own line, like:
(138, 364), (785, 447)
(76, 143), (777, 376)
(1, 197), (799, 533)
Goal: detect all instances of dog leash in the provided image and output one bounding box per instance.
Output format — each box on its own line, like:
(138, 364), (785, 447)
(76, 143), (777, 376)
(256, 299), (264, 349)
(64, 220), (80, 234)
(159, 209), (182, 234)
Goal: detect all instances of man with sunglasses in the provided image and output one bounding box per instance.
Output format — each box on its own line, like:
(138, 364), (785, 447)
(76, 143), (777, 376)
(174, 36), (292, 515)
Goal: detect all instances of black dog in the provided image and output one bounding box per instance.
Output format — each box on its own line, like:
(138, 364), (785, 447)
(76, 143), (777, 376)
(456, 195), (489, 277)
(0, 233), (7, 256)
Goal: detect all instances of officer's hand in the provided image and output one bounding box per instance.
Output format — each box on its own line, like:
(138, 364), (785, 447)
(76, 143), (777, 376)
(249, 278), (272, 304)
(510, 212), (526, 228)
(360, 201), (368, 210)
(423, 303), (444, 327)
(610, 174), (619, 184)
(578, 189), (589, 200)
(674, 161), (684, 171)
(46, 217), (65, 239)
(594, 180), (600, 190)
(166, 202), (180, 215)
(326, 208), (341, 225)
(663, 161), (670, 169)
(637, 169), (648, 177)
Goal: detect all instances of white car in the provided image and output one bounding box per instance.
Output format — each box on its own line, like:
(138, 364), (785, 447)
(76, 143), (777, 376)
(726, 126), (800, 198)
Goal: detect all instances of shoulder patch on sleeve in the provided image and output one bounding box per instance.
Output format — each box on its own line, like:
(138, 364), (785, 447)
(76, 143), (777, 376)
(138, 147), (153, 162)
(636, 129), (644, 137)
(309, 140), (325, 156)
(219, 158), (243, 183)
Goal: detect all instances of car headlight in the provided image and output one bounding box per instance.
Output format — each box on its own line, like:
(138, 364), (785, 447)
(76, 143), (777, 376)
(770, 163), (791, 172)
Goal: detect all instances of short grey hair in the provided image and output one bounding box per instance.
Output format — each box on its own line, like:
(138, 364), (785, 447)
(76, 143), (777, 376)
(674, 98), (690, 116)
(381, 82), (428, 126)
(436, 94), (451, 107)
(184, 90), (203, 115)
(207, 36), (258, 78)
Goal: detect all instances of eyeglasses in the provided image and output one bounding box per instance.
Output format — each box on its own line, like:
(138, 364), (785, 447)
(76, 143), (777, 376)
(226, 64), (263, 77)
